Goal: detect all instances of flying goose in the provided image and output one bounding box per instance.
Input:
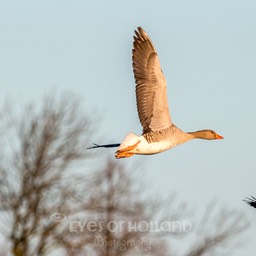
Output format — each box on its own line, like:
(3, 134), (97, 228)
(88, 27), (223, 158)
(243, 196), (256, 209)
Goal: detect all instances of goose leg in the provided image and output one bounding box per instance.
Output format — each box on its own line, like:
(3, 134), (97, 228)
(115, 141), (140, 159)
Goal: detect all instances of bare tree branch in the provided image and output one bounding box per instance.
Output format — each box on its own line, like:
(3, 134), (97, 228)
(185, 202), (249, 256)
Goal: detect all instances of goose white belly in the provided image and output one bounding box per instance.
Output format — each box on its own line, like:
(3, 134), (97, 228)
(134, 135), (176, 155)
(116, 129), (192, 158)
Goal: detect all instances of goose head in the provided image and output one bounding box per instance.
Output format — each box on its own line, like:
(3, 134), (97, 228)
(188, 130), (224, 140)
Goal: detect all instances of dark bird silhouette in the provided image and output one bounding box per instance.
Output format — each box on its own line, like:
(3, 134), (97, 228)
(243, 196), (256, 209)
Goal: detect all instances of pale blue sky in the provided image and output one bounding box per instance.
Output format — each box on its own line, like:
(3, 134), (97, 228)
(1, 0), (256, 255)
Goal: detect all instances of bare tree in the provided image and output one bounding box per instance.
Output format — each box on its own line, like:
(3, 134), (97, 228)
(185, 202), (248, 256)
(0, 94), (249, 256)
(0, 94), (93, 255)
(0, 95), (179, 256)
(57, 160), (188, 256)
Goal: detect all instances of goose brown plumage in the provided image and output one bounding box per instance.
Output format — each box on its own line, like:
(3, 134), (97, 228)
(88, 27), (223, 158)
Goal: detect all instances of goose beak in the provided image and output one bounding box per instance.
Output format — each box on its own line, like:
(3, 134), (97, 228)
(215, 133), (224, 139)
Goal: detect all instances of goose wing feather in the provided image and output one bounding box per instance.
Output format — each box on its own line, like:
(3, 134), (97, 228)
(133, 27), (172, 133)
